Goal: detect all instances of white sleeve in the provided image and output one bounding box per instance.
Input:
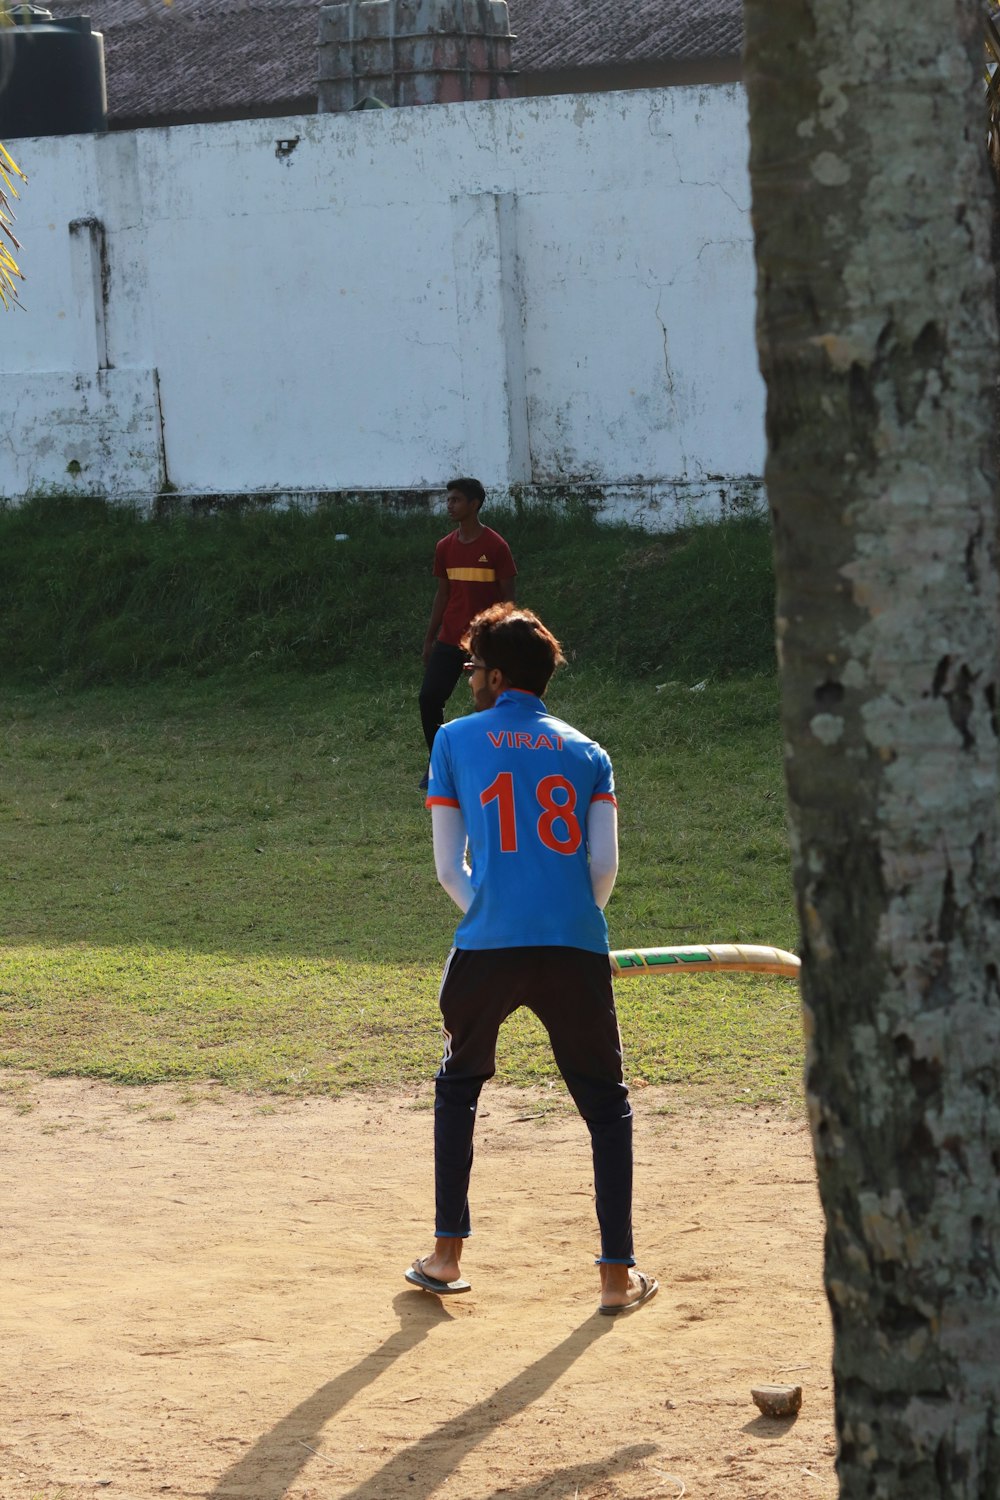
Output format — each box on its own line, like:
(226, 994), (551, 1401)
(431, 802), (475, 913)
(587, 799), (619, 909)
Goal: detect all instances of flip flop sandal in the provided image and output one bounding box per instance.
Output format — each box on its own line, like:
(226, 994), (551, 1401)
(599, 1270), (658, 1316)
(404, 1258), (472, 1295)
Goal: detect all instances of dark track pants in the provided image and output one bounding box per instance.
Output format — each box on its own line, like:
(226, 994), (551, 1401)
(419, 641), (467, 755)
(433, 946), (635, 1264)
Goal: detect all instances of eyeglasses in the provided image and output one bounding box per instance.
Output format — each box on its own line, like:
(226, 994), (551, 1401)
(463, 659), (487, 674)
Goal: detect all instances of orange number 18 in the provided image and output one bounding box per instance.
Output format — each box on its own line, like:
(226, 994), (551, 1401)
(480, 772), (582, 856)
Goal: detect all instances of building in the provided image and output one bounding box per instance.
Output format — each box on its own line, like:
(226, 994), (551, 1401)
(41, 0), (743, 132)
(0, 0), (761, 519)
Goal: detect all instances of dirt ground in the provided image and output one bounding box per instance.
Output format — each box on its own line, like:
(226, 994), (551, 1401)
(2, 1075), (836, 1500)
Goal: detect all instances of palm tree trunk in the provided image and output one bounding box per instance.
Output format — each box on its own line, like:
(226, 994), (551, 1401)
(743, 1), (1000, 1492)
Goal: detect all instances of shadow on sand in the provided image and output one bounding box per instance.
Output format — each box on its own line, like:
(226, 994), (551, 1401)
(210, 1290), (656, 1499)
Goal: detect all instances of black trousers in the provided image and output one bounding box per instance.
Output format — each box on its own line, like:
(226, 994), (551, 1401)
(419, 641), (467, 755)
(433, 946), (635, 1264)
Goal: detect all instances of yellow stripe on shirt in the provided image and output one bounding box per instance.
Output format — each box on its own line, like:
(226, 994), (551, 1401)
(447, 566), (497, 582)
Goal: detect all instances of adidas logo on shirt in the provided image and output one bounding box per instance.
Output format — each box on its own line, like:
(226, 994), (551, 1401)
(478, 555), (489, 563)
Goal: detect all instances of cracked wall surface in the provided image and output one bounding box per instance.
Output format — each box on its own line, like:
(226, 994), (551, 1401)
(0, 86), (765, 514)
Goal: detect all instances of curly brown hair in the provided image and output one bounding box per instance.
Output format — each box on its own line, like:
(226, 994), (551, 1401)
(462, 603), (566, 697)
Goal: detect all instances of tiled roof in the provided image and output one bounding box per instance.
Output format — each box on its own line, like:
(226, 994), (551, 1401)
(46, 1), (321, 120)
(510, 0), (743, 70)
(43, 0), (744, 123)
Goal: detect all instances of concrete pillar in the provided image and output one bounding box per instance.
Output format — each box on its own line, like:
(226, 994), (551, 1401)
(68, 215), (110, 371)
(451, 190), (530, 486)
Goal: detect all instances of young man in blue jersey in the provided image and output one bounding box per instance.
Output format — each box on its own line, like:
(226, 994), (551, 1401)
(407, 603), (657, 1315)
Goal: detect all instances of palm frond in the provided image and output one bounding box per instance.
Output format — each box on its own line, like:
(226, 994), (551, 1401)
(0, 3), (27, 310)
(987, 3), (1000, 181)
(0, 147), (25, 310)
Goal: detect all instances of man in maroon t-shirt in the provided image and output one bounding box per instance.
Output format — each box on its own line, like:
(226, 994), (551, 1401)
(418, 478), (517, 787)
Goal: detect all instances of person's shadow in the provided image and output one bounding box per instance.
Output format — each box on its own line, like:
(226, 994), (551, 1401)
(209, 1292), (655, 1499)
(477, 1448), (660, 1500)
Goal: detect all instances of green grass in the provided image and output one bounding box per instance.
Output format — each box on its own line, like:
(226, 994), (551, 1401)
(0, 500), (800, 1105)
(0, 664), (800, 1105)
(0, 495), (776, 684)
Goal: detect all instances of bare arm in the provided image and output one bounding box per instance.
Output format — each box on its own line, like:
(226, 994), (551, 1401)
(500, 576), (516, 603)
(587, 800), (619, 909)
(431, 803), (474, 912)
(423, 579), (450, 666)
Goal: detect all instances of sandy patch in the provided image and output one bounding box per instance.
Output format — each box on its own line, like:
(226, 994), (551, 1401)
(1, 1075), (835, 1499)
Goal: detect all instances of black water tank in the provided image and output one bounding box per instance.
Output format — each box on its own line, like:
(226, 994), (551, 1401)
(0, 6), (107, 138)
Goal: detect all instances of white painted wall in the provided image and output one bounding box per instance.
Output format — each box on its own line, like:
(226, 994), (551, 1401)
(1, 86), (766, 521)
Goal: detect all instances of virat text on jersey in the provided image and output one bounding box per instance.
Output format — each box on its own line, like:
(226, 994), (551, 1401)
(486, 730), (565, 751)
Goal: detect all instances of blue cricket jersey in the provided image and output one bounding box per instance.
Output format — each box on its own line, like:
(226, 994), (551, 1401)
(426, 689), (616, 952)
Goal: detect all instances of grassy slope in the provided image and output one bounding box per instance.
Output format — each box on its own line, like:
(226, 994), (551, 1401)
(0, 496), (775, 683)
(0, 502), (800, 1104)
